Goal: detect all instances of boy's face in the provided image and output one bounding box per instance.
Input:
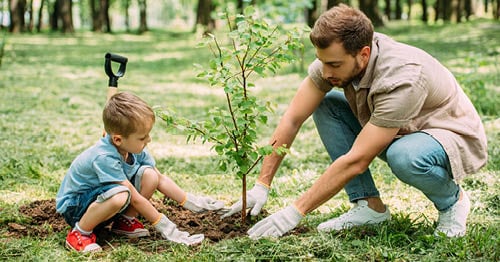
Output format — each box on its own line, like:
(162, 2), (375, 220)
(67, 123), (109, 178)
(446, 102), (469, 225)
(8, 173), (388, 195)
(112, 120), (153, 155)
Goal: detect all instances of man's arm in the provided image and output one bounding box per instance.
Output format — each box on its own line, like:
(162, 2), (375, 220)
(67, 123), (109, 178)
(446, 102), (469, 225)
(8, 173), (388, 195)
(294, 122), (400, 214)
(258, 76), (326, 186)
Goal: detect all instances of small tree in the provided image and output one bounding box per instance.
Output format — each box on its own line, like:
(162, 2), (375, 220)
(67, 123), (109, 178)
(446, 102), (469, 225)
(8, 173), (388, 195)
(157, 6), (306, 223)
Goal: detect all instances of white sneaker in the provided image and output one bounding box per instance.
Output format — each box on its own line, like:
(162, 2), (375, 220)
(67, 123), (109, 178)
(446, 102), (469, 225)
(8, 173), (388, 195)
(434, 188), (471, 237)
(317, 200), (391, 232)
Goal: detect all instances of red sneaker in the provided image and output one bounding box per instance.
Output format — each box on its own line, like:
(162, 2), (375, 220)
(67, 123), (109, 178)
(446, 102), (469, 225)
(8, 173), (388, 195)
(111, 215), (150, 238)
(65, 230), (102, 252)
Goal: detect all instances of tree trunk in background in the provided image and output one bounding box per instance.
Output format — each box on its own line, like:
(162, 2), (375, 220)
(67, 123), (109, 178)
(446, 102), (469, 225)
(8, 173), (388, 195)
(305, 0), (318, 28)
(100, 0), (111, 33)
(60, 0), (74, 33)
(463, 0), (472, 20)
(50, 0), (59, 31)
(407, 0), (412, 20)
(138, 0), (148, 33)
(434, 0), (452, 22)
(496, 0), (500, 19)
(359, 0), (384, 27)
(9, 0), (27, 33)
(124, 0), (130, 32)
(195, 0), (215, 34)
(36, 0), (44, 32)
(27, 0), (33, 32)
(237, 0), (243, 14)
(421, 0), (428, 22)
(451, 0), (461, 23)
(395, 0), (402, 19)
(384, 0), (391, 20)
(90, 0), (102, 31)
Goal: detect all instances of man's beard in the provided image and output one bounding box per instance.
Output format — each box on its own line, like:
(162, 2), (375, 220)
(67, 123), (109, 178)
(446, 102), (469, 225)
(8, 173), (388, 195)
(334, 60), (363, 88)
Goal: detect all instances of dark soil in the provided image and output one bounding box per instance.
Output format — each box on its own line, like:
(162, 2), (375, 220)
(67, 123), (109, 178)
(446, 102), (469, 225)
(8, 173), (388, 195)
(6, 198), (310, 249)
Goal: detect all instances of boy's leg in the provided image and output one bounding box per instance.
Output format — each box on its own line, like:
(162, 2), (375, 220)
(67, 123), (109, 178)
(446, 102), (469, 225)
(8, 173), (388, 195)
(111, 166), (158, 238)
(382, 132), (469, 237)
(313, 90), (390, 232)
(63, 184), (130, 252)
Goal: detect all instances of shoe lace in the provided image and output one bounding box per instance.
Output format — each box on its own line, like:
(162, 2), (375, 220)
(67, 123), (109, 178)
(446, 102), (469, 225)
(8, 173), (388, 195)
(337, 204), (362, 222)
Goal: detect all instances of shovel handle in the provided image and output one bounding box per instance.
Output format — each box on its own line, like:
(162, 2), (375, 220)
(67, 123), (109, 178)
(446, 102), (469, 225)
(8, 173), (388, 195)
(104, 53), (128, 88)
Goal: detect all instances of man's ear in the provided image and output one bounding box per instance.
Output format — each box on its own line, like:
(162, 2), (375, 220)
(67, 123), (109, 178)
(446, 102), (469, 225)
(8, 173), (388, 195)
(111, 134), (123, 146)
(358, 46), (371, 67)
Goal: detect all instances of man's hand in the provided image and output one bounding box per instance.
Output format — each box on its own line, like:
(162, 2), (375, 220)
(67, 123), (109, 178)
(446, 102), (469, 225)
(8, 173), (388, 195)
(247, 205), (303, 239)
(154, 214), (204, 245)
(220, 182), (269, 219)
(182, 193), (224, 213)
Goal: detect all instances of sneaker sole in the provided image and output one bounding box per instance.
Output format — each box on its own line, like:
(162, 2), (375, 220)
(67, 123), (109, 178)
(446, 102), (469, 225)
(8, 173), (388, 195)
(65, 241), (102, 252)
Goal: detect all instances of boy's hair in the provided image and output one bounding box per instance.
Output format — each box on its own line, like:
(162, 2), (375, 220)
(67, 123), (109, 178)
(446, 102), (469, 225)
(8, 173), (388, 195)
(103, 92), (155, 137)
(309, 4), (374, 56)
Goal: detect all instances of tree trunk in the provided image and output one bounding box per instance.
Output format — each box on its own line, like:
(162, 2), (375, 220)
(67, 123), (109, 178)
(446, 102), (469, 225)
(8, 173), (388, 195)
(496, 0), (500, 19)
(359, 0), (384, 27)
(27, 0), (33, 32)
(407, 0), (412, 20)
(9, 0), (27, 33)
(138, 0), (148, 34)
(463, 0), (472, 20)
(305, 0), (318, 28)
(395, 0), (402, 19)
(60, 0), (74, 33)
(384, 0), (391, 20)
(36, 0), (44, 32)
(124, 0), (130, 32)
(100, 0), (111, 33)
(237, 0), (244, 14)
(90, 0), (101, 32)
(195, 0), (215, 34)
(451, 0), (461, 23)
(421, 0), (428, 22)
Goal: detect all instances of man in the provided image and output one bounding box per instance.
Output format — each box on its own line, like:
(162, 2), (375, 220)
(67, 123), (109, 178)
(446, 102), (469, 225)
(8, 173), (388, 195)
(221, 4), (487, 238)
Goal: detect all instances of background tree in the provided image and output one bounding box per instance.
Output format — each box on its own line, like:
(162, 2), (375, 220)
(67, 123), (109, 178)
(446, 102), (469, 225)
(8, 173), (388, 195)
(195, 0), (215, 34)
(8, 0), (26, 33)
(138, 0), (148, 33)
(359, 0), (384, 26)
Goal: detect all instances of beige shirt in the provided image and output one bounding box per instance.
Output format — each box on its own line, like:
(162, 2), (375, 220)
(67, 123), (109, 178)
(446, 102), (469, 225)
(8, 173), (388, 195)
(308, 33), (488, 180)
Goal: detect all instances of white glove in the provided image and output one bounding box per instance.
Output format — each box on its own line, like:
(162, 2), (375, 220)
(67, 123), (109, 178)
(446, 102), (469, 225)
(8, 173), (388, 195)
(154, 214), (204, 245)
(220, 182), (269, 219)
(247, 205), (303, 239)
(182, 193), (225, 213)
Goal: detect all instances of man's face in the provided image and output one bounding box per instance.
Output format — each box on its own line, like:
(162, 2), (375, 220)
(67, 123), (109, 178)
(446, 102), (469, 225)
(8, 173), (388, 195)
(316, 42), (369, 88)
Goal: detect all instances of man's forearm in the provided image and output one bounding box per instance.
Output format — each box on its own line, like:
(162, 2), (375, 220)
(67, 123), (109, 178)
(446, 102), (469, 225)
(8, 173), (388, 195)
(294, 155), (366, 214)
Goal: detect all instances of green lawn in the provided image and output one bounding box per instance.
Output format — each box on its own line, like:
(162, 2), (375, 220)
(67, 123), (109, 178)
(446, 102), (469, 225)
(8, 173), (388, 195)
(0, 19), (498, 261)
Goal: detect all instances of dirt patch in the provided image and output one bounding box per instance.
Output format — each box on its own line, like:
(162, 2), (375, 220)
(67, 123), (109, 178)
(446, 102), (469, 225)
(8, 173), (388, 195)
(6, 198), (310, 247)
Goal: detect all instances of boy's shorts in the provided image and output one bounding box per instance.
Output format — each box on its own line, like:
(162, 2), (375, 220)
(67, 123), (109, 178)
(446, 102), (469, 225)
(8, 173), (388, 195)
(61, 184), (130, 228)
(131, 165), (153, 192)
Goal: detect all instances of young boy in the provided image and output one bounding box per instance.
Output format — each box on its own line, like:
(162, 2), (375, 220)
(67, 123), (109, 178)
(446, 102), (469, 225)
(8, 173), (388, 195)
(56, 92), (224, 252)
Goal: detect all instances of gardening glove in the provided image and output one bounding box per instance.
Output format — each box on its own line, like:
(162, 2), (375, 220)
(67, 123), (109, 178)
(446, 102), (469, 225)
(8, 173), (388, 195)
(154, 214), (204, 245)
(220, 181), (269, 219)
(182, 193), (225, 213)
(247, 205), (304, 239)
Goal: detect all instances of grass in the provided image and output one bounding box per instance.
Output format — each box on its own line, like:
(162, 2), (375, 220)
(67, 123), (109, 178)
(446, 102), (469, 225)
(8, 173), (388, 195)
(0, 19), (499, 261)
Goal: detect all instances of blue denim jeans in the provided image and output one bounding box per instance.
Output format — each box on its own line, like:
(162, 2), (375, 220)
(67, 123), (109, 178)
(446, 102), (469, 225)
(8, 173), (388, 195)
(312, 90), (460, 211)
(61, 184), (130, 228)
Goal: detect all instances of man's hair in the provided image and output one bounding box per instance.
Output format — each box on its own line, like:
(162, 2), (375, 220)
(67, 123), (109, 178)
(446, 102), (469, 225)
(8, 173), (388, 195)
(103, 92), (155, 137)
(310, 4), (374, 56)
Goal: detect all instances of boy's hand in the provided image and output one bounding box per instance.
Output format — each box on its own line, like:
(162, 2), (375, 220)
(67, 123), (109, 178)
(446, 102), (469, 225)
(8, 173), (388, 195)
(154, 214), (204, 245)
(220, 182), (269, 219)
(182, 193), (224, 213)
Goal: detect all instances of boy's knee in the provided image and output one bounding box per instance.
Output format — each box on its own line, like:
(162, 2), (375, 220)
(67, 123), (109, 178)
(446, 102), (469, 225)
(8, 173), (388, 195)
(109, 191), (130, 210)
(141, 168), (159, 187)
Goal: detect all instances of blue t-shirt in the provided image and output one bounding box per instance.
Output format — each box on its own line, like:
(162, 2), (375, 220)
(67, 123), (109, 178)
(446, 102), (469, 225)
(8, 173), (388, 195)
(56, 135), (155, 213)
